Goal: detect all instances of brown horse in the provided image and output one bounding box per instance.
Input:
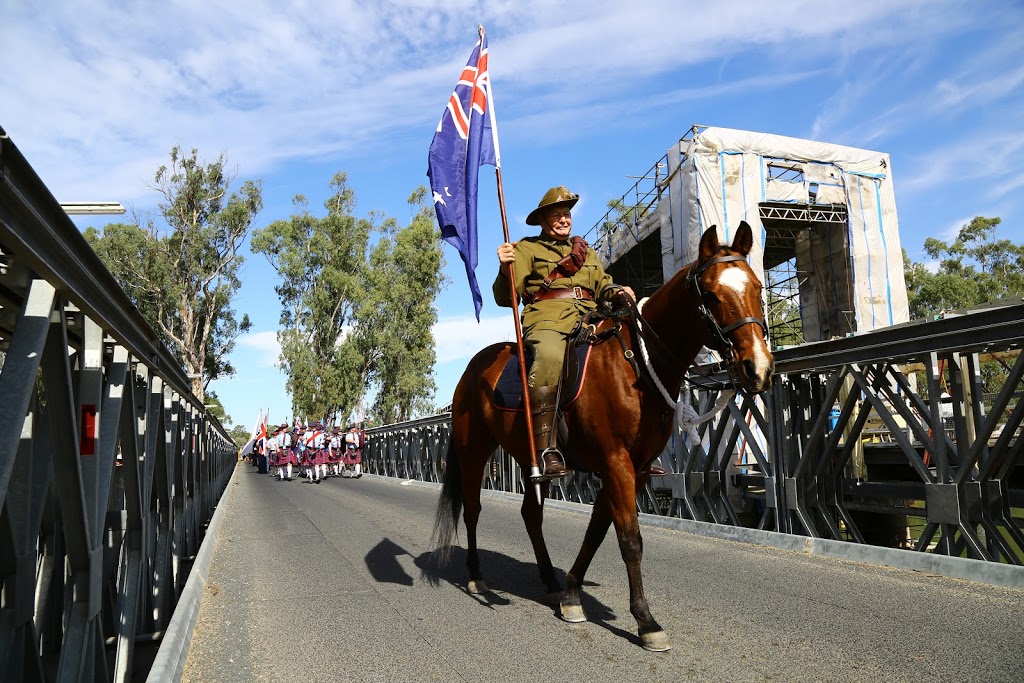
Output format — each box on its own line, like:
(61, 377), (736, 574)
(431, 222), (774, 651)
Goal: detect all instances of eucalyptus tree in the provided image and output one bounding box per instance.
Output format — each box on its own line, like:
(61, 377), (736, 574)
(904, 216), (1023, 319)
(904, 216), (1022, 394)
(84, 146), (261, 399)
(347, 187), (447, 423)
(251, 172), (377, 422)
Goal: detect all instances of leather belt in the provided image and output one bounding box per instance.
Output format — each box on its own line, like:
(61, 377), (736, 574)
(529, 286), (594, 303)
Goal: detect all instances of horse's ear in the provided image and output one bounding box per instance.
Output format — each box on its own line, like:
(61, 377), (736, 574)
(698, 225), (720, 263)
(732, 221), (754, 256)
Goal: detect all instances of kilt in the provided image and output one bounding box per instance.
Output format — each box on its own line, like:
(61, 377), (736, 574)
(344, 447), (362, 465)
(327, 448), (342, 464)
(301, 449), (317, 467)
(276, 449), (298, 467)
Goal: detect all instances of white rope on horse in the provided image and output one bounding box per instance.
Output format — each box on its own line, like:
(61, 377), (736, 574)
(635, 297), (736, 446)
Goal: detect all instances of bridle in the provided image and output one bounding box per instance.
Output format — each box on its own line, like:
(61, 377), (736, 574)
(690, 254), (768, 367)
(611, 251), (770, 399)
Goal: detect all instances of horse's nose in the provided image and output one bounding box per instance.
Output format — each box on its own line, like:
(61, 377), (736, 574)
(741, 356), (774, 391)
(741, 358), (755, 379)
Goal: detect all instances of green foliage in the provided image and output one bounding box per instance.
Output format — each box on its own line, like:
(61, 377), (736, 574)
(204, 391), (230, 425)
(253, 176), (446, 425)
(766, 287), (803, 348)
(228, 424), (252, 447)
(904, 216), (1022, 394)
(252, 172), (372, 422)
(84, 146), (261, 399)
(598, 198), (650, 240)
(346, 187), (447, 423)
(904, 216), (1024, 320)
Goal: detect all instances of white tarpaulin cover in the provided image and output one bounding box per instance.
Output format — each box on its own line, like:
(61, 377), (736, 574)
(627, 126), (911, 339)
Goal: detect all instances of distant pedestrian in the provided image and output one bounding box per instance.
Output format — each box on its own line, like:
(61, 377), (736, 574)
(345, 424), (363, 478)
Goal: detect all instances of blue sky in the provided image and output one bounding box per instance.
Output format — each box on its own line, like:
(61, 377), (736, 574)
(4, 0), (1023, 431)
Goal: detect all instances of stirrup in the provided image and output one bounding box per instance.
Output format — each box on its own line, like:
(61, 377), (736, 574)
(540, 447), (572, 479)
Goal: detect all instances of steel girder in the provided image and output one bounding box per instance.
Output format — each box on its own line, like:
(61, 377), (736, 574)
(0, 129), (237, 682)
(650, 305), (1024, 562)
(364, 302), (1024, 565)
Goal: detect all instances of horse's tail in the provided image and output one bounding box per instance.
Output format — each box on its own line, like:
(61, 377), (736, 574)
(429, 438), (462, 567)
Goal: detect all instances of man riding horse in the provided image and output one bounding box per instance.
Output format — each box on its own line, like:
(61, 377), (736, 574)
(494, 185), (636, 479)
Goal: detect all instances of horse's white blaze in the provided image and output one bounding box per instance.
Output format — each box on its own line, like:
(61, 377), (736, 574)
(717, 266), (772, 380)
(750, 337), (772, 377)
(718, 267), (749, 295)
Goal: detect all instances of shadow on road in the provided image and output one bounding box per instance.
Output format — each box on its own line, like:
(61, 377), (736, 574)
(359, 543), (640, 647)
(365, 538), (415, 586)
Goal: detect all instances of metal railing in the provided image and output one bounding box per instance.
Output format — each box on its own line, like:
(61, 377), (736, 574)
(0, 126), (237, 681)
(363, 301), (1024, 565)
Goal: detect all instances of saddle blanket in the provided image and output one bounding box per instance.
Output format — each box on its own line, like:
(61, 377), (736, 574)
(492, 343), (593, 411)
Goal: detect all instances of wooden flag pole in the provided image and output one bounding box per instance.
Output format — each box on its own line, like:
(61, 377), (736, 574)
(495, 167), (545, 501)
(481, 25), (544, 503)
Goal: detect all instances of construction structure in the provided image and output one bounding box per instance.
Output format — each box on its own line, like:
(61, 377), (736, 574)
(585, 125), (910, 345)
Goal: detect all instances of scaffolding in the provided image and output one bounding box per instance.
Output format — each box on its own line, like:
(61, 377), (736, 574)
(583, 125), (909, 346)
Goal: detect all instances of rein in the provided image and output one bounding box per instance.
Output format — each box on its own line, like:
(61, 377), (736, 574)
(634, 296), (736, 445)
(613, 255), (767, 394)
(606, 251), (768, 411)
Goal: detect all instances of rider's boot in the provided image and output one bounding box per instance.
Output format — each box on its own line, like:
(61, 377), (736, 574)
(530, 385), (571, 479)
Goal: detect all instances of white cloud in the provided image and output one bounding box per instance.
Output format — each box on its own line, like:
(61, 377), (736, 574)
(237, 330), (281, 368)
(990, 171), (1024, 200)
(810, 78), (877, 141)
(901, 131), (1024, 194)
(2, 0), (970, 206)
(432, 313), (515, 364)
(803, 17), (1024, 150)
(940, 216), (974, 243)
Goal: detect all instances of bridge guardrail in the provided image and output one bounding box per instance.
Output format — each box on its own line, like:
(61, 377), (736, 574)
(0, 126), (237, 681)
(364, 301), (1024, 565)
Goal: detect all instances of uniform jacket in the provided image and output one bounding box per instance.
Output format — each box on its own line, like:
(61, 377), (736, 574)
(492, 234), (618, 334)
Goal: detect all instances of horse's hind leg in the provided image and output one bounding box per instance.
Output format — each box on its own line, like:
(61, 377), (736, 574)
(520, 481), (563, 603)
(459, 432), (495, 594)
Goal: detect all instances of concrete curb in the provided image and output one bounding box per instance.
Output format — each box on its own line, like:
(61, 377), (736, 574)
(147, 464), (241, 682)
(377, 474), (1024, 590)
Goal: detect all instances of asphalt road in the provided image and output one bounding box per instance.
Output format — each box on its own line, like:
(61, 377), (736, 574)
(183, 465), (1024, 683)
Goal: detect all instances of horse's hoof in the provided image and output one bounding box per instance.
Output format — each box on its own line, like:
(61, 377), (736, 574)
(467, 579), (488, 594)
(559, 603), (587, 623)
(545, 591), (564, 606)
(640, 630), (672, 652)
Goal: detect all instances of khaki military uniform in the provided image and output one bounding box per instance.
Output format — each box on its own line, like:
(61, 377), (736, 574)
(493, 234), (619, 386)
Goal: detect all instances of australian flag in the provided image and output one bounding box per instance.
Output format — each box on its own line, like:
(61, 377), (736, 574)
(427, 33), (496, 321)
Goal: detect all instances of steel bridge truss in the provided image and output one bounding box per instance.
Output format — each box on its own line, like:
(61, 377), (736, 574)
(659, 302), (1024, 562)
(364, 302), (1024, 565)
(0, 129), (236, 682)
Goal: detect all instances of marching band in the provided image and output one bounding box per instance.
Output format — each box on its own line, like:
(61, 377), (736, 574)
(251, 421), (366, 484)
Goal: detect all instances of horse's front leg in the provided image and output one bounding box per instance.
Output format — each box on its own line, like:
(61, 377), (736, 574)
(520, 480), (563, 603)
(559, 488), (614, 623)
(607, 471), (671, 651)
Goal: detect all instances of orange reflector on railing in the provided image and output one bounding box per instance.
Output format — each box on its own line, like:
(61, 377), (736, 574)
(80, 404), (97, 455)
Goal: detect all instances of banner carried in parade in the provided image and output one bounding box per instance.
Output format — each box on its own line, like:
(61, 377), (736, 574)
(240, 409), (266, 456)
(427, 30), (499, 321)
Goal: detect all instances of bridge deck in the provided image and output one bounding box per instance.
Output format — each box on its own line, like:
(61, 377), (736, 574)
(184, 466), (1024, 682)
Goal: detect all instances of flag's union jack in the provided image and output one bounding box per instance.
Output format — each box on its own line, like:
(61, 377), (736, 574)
(427, 32), (497, 321)
(443, 43), (489, 139)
